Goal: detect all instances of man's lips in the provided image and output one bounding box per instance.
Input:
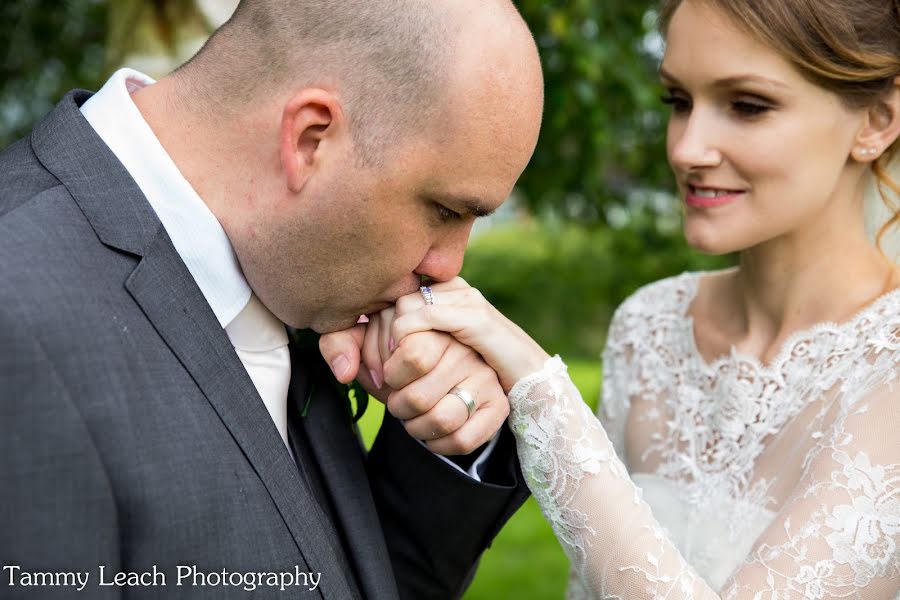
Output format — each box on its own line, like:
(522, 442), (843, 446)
(684, 185), (745, 209)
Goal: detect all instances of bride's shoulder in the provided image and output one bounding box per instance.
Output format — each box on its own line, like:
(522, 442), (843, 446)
(603, 271), (707, 350)
(612, 270), (705, 322)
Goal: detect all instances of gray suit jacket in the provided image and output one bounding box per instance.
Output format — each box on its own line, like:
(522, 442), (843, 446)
(0, 91), (529, 599)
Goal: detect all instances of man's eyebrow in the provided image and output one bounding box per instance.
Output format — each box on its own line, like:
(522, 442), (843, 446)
(659, 66), (788, 90)
(434, 193), (496, 218)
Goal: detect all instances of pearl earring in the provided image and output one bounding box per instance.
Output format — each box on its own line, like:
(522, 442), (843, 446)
(859, 147), (878, 158)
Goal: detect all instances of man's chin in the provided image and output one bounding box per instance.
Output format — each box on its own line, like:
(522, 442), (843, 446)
(310, 315), (366, 335)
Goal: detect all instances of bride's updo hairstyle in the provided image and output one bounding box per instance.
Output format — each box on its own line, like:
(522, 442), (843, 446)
(657, 0), (900, 251)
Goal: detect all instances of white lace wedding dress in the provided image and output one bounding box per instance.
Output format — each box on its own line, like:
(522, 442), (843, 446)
(507, 271), (900, 599)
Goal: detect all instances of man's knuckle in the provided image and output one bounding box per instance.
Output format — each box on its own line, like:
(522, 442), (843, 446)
(433, 411), (458, 436)
(406, 391), (433, 414)
(385, 396), (404, 419)
(447, 434), (474, 455)
(401, 347), (432, 375)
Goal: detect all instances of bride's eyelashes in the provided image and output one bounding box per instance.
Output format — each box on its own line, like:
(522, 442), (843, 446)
(730, 95), (774, 117)
(660, 91), (691, 113)
(660, 88), (775, 119)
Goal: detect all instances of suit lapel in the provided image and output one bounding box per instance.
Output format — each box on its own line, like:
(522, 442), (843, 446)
(295, 349), (400, 599)
(30, 93), (355, 599)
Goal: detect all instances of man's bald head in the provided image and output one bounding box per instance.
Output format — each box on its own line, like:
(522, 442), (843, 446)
(137, 0), (544, 331)
(179, 0), (534, 162)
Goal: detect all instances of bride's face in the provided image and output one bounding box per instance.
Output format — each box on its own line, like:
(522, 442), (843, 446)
(661, 0), (868, 255)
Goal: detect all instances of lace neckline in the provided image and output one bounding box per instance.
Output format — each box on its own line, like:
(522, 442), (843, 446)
(678, 270), (900, 375)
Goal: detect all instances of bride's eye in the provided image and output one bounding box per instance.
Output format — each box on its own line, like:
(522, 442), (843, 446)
(660, 92), (691, 114)
(732, 98), (772, 117)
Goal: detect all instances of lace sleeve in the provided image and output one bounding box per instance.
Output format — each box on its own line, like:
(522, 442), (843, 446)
(507, 357), (900, 599)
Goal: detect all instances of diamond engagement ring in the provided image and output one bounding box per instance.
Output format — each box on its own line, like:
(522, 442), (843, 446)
(420, 285), (435, 306)
(449, 386), (476, 418)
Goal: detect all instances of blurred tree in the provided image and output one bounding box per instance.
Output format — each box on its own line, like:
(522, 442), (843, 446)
(0, 0), (208, 149)
(1, 0), (108, 148)
(514, 0), (674, 225)
(1, 0), (696, 239)
(2, 1), (669, 201)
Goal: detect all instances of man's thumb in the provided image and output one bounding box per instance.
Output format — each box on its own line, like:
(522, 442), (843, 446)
(319, 324), (366, 384)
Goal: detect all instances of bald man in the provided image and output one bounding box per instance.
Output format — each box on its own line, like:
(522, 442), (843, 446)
(0, 1), (544, 598)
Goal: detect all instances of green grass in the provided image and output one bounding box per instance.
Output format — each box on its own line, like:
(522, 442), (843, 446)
(356, 357), (603, 600)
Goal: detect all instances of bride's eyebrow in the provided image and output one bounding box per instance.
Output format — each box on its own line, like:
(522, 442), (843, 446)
(658, 66), (680, 84)
(710, 74), (789, 90)
(659, 66), (788, 91)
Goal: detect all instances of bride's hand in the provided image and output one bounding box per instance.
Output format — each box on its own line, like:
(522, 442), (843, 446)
(390, 278), (550, 393)
(320, 304), (512, 455)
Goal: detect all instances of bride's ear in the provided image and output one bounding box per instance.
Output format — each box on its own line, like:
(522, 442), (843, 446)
(853, 76), (900, 162)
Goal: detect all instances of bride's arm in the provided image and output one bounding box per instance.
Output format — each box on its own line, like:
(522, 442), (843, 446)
(508, 356), (900, 599)
(390, 278), (900, 599)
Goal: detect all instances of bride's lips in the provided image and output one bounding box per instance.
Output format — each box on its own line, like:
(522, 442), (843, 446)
(684, 185), (745, 209)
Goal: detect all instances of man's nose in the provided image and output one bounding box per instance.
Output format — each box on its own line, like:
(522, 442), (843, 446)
(414, 225), (472, 283)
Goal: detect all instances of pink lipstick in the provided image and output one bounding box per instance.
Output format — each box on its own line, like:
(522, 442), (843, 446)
(685, 186), (744, 209)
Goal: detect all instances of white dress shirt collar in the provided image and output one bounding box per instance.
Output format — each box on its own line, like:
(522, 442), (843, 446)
(80, 67), (252, 328)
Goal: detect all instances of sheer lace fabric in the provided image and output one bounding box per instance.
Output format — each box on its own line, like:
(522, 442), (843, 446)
(508, 272), (900, 599)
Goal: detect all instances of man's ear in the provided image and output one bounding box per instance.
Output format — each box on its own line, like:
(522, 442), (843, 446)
(279, 89), (344, 193)
(854, 76), (900, 162)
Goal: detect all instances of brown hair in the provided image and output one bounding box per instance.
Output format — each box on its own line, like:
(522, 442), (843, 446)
(658, 0), (900, 252)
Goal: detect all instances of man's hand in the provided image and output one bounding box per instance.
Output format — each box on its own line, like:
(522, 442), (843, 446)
(319, 316), (509, 456)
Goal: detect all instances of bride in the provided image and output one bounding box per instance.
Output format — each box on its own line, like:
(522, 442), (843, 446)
(373, 0), (900, 597)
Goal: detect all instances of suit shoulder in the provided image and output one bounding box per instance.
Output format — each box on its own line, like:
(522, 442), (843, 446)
(0, 135), (65, 221)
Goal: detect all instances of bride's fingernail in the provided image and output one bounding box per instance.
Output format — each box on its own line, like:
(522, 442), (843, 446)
(369, 369), (383, 390)
(389, 336), (396, 353)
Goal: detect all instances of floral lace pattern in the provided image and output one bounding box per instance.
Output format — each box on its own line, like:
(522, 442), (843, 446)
(508, 272), (900, 599)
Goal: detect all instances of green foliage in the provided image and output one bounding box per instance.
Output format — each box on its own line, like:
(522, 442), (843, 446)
(1, 1), (680, 236)
(0, 0), (206, 150)
(513, 0), (673, 224)
(1, 0), (110, 148)
(461, 219), (732, 359)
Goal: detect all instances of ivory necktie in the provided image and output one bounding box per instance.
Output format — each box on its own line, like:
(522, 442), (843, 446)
(224, 293), (292, 449)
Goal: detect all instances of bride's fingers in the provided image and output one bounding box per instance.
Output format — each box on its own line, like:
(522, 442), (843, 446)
(391, 303), (551, 393)
(391, 304), (490, 349)
(393, 277), (475, 315)
(422, 276), (472, 294)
